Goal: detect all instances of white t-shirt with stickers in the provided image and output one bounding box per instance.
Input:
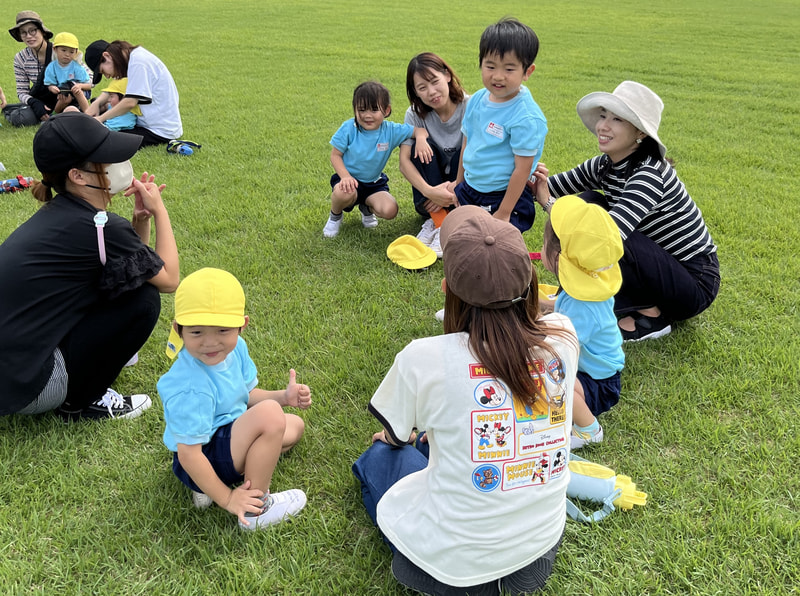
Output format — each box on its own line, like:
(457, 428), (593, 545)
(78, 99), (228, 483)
(369, 313), (578, 587)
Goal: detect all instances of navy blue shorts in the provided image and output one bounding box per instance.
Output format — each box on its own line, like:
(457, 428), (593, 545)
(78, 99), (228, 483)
(453, 180), (536, 233)
(577, 370), (621, 417)
(330, 173), (390, 212)
(172, 422), (243, 492)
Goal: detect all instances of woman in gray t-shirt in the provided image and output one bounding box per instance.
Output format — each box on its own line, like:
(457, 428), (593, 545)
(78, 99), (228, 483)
(399, 53), (469, 252)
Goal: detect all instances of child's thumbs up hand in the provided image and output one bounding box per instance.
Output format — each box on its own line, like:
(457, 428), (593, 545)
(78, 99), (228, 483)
(285, 368), (312, 409)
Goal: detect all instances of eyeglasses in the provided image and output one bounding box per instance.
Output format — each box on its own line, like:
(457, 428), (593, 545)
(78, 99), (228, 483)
(19, 28), (40, 38)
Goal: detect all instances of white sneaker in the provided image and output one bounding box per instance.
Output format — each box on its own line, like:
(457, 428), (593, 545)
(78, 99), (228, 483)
(323, 215), (342, 238)
(435, 308), (445, 322)
(571, 425), (604, 450)
(238, 489), (307, 530)
(428, 228), (442, 258)
(361, 213), (379, 229)
(192, 491), (213, 509)
(416, 219), (436, 245)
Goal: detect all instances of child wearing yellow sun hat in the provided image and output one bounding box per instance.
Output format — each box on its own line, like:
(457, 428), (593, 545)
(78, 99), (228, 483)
(540, 195), (625, 449)
(43, 32), (92, 113)
(158, 268), (311, 530)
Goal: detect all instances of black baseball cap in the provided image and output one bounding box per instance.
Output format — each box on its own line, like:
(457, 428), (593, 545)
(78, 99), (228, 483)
(85, 39), (110, 85)
(33, 111), (142, 172)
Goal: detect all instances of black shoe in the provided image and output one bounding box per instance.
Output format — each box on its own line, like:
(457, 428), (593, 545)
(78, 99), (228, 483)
(57, 389), (152, 421)
(621, 314), (672, 342)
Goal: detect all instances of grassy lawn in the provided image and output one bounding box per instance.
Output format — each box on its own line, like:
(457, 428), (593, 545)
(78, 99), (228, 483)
(1, 0), (798, 594)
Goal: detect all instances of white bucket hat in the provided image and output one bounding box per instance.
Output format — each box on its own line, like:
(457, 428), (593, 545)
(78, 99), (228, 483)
(576, 81), (666, 157)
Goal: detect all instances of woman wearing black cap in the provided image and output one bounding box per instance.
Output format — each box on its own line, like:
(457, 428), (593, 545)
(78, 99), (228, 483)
(5, 10), (57, 125)
(0, 111), (180, 419)
(84, 39), (182, 146)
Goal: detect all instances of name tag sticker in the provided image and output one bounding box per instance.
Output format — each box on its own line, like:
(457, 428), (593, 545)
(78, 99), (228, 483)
(486, 122), (504, 139)
(377, 142), (389, 152)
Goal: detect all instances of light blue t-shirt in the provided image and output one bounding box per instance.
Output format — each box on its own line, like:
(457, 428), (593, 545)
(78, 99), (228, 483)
(461, 86), (547, 193)
(554, 292), (624, 380)
(43, 60), (90, 87)
(330, 119), (414, 183)
(158, 336), (258, 452)
(104, 108), (137, 131)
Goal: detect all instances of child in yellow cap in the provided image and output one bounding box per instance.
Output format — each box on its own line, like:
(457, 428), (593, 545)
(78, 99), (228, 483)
(43, 32), (91, 113)
(157, 268), (311, 530)
(540, 195), (625, 449)
(89, 78), (141, 131)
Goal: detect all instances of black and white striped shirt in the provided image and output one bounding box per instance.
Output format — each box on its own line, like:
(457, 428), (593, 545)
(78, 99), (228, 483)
(548, 155), (716, 262)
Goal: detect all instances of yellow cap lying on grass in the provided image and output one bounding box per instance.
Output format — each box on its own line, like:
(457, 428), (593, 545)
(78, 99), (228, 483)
(166, 268), (246, 359)
(387, 235), (437, 270)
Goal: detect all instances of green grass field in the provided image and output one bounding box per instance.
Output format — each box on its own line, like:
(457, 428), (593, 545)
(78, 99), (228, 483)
(1, 1), (798, 594)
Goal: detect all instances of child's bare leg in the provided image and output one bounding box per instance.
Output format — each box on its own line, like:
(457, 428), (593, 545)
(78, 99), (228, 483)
(572, 378), (596, 427)
(230, 400), (286, 494)
(281, 413), (305, 454)
(364, 191), (398, 220)
(330, 185), (357, 214)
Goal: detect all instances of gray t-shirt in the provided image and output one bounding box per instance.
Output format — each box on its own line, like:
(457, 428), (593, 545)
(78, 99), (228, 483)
(402, 96), (469, 154)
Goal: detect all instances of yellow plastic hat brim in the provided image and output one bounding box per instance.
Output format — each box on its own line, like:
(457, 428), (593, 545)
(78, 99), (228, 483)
(387, 235), (437, 270)
(558, 256), (622, 302)
(538, 283), (559, 302)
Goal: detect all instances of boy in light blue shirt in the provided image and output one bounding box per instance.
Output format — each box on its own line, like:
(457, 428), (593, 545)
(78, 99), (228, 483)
(450, 17), (547, 233)
(43, 32), (91, 113)
(158, 268), (311, 530)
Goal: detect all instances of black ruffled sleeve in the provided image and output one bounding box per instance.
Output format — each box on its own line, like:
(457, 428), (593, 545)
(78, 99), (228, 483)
(97, 213), (165, 299)
(99, 245), (165, 299)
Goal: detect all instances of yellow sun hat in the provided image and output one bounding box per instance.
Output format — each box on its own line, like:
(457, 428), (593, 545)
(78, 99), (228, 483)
(166, 268), (246, 359)
(386, 235), (437, 270)
(550, 195), (623, 302)
(52, 31), (79, 50)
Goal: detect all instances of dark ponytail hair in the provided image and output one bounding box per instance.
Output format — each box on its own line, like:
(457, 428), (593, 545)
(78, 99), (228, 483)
(30, 162), (110, 203)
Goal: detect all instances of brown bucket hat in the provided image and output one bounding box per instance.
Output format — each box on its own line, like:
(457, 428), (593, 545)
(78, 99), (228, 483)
(9, 10), (53, 42)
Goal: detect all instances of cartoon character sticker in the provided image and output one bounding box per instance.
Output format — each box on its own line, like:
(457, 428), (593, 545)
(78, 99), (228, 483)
(549, 448), (567, 480)
(546, 359), (565, 384)
(472, 410), (515, 462)
(474, 424), (492, 449)
(473, 464), (501, 492)
(473, 379), (509, 408)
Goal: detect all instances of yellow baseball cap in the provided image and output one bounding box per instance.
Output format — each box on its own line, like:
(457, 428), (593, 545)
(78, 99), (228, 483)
(550, 195), (623, 302)
(166, 268), (246, 358)
(103, 78), (128, 95)
(387, 235), (437, 270)
(52, 31), (79, 50)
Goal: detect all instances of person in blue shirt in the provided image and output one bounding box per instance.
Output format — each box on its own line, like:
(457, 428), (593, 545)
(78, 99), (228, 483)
(43, 32), (91, 114)
(449, 17), (547, 233)
(158, 268), (311, 530)
(540, 195), (625, 449)
(324, 80), (429, 238)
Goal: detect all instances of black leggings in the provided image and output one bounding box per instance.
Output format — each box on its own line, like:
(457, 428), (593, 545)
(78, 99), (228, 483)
(578, 191), (720, 321)
(58, 283), (161, 412)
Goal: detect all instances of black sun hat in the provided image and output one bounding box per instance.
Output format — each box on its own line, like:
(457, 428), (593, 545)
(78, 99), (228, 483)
(33, 111), (142, 172)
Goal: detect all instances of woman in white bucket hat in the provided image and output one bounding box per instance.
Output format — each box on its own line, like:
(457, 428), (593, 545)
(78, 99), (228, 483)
(531, 81), (720, 342)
